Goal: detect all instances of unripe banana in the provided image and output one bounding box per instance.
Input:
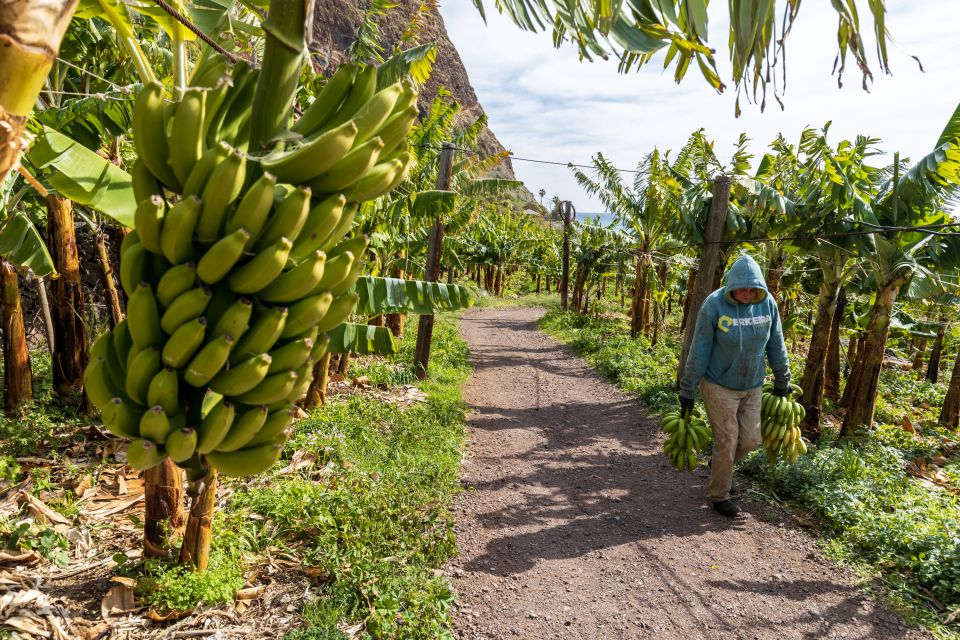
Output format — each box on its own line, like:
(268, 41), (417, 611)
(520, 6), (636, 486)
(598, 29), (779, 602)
(160, 195), (202, 264)
(314, 291), (358, 334)
(132, 158), (162, 203)
(165, 427), (198, 463)
(225, 172), (276, 248)
(226, 237), (293, 295)
(255, 187), (311, 251)
(85, 357), (122, 410)
(257, 250), (327, 303)
(327, 234), (369, 260)
(233, 369), (298, 405)
(292, 62), (357, 135)
(183, 333), (235, 387)
(375, 105), (418, 157)
(318, 202), (358, 253)
(119, 240), (148, 297)
(289, 196), (345, 266)
(111, 320), (132, 370)
(133, 82), (179, 189)
(280, 362), (314, 405)
(309, 251), (353, 294)
(126, 438), (167, 471)
(160, 286), (212, 335)
(125, 345), (161, 405)
(196, 399), (235, 454)
(134, 195), (166, 255)
(146, 366), (179, 416)
(140, 405), (173, 444)
(352, 82), (404, 144)
(197, 228), (250, 284)
(183, 141), (231, 198)
(280, 292), (333, 339)
(261, 121), (359, 183)
(244, 407), (294, 448)
(170, 87), (206, 185)
(196, 148), (245, 243)
(156, 261), (198, 309)
(211, 297), (253, 340)
(161, 316), (207, 369)
(306, 137), (384, 194)
(209, 353), (272, 396)
(330, 257), (365, 297)
(214, 404), (268, 452)
(127, 283), (164, 349)
(324, 64), (377, 130)
(101, 397), (142, 439)
(266, 336), (314, 374)
(342, 158), (404, 202)
(231, 306), (288, 363)
(207, 436), (286, 477)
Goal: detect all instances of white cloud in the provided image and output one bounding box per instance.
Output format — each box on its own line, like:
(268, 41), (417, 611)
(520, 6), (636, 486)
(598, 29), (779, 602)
(437, 1), (960, 213)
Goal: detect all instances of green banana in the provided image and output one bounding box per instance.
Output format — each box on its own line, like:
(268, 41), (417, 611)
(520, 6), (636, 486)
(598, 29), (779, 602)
(134, 196), (166, 255)
(126, 439), (167, 471)
(280, 292), (333, 339)
(147, 367), (179, 416)
(118, 240), (148, 296)
(183, 141), (231, 198)
(184, 333), (235, 387)
(161, 316), (207, 369)
(328, 234), (369, 260)
(214, 404), (268, 452)
(266, 336), (314, 374)
(139, 405), (173, 444)
(101, 397), (142, 439)
(231, 306), (288, 363)
(207, 436), (286, 477)
(324, 64), (377, 130)
(314, 292), (358, 333)
(127, 283), (164, 349)
(244, 407), (294, 448)
(330, 257), (365, 297)
(351, 82), (404, 144)
(131, 158), (162, 203)
(160, 286), (212, 335)
(197, 227), (251, 284)
(306, 137), (384, 194)
(165, 427), (198, 463)
(289, 194), (346, 262)
(226, 237), (293, 294)
(255, 187), (311, 251)
(342, 157), (404, 202)
(196, 148), (246, 243)
(170, 87), (206, 185)
(156, 261), (197, 309)
(160, 195), (202, 264)
(196, 399), (235, 454)
(210, 297), (253, 340)
(318, 202), (358, 252)
(376, 106), (418, 157)
(257, 250), (327, 303)
(279, 362), (314, 406)
(225, 172), (277, 247)
(209, 353), (272, 396)
(133, 82), (179, 189)
(310, 334), (330, 362)
(309, 251), (353, 294)
(292, 63), (357, 135)
(233, 369), (298, 405)
(85, 357), (122, 410)
(261, 121), (359, 183)
(125, 345), (161, 405)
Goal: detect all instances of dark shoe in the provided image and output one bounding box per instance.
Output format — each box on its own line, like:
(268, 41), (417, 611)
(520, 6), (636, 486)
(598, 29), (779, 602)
(712, 499), (742, 518)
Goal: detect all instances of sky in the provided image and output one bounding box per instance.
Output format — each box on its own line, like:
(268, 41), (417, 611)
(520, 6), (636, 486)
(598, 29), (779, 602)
(436, 2), (960, 214)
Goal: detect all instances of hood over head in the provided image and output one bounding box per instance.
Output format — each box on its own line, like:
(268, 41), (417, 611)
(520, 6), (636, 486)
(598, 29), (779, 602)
(723, 255), (768, 304)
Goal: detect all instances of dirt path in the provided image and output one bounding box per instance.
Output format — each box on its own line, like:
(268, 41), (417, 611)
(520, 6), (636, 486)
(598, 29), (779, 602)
(448, 307), (926, 640)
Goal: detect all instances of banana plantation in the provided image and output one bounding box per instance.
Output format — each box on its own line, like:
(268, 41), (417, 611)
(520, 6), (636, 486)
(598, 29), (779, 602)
(0, 0), (959, 638)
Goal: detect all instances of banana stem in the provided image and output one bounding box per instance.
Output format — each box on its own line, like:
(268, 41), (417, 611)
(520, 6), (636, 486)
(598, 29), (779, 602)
(172, 28), (188, 99)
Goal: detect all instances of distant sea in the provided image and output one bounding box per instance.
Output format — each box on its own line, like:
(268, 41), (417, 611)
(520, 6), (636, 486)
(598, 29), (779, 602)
(576, 211), (616, 227)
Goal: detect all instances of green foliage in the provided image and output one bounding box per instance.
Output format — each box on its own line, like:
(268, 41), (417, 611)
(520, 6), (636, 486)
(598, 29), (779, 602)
(0, 520), (70, 567)
(138, 543), (246, 611)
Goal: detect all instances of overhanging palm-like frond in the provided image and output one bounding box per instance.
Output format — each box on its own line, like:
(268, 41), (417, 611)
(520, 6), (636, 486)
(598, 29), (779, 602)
(353, 276), (473, 316)
(326, 322), (398, 355)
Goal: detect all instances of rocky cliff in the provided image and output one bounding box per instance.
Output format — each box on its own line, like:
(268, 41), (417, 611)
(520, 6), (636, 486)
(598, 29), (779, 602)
(310, 0), (539, 207)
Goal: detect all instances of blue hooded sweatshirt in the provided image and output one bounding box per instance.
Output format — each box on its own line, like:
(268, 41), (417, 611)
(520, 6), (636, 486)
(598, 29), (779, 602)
(679, 255), (790, 399)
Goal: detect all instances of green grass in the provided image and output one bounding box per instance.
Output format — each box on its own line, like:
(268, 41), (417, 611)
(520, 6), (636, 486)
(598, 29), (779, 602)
(537, 304), (960, 639)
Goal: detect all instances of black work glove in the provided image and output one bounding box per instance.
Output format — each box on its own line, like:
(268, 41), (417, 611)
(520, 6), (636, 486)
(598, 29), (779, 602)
(772, 386), (789, 397)
(679, 395), (695, 417)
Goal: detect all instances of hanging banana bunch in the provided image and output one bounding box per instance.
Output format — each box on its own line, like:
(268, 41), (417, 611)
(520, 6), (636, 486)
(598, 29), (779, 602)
(661, 410), (712, 472)
(84, 54), (419, 478)
(760, 383), (809, 464)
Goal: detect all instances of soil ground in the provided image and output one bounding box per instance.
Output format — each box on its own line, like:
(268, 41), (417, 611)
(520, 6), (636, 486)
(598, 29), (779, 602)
(449, 306), (928, 640)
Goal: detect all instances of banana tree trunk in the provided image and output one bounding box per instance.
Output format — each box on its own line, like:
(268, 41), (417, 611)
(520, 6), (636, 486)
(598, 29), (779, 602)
(95, 229), (124, 328)
(824, 288), (845, 401)
(46, 195), (88, 402)
(800, 281), (840, 439)
(143, 458), (185, 558)
(765, 253), (786, 304)
(839, 333), (862, 407)
(679, 268), (698, 333)
(939, 353), (960, 429)
(1, 259), (32, 416)
(535, 274), (541, 294)
(912, 338), (927, 378)
(926, 321), (946, 384)
(303, 352), (332, 408)
(179, 471), (217, 570)
(629, 252), (649, 338)
(0, 0), (79, 182)
(842, 276), (907, 434)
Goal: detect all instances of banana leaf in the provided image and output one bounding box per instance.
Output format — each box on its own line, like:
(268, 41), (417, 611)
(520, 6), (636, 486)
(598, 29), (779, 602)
(0, 211), (57, 277)
(25, 127), (136, 228)
(353, 276), (474, 316)
(326, 322), (397, 356)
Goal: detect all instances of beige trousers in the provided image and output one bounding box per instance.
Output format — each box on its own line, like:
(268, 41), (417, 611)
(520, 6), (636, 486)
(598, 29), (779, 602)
(699, 379), (762, 502)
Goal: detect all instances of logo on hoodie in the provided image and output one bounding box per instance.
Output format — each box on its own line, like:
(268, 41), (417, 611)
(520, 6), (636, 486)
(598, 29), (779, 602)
(718, 314), (772, 332)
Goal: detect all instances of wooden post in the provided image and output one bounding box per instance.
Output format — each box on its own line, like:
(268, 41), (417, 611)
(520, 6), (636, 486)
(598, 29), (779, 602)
(413, 142), (454, 380)
(1, 259), (32, 415)
(677, 175), (732, 385)
(559, 201), (574, 311)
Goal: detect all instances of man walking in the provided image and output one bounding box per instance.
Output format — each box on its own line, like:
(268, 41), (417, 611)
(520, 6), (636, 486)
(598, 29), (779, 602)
(678, 255), (790, 517)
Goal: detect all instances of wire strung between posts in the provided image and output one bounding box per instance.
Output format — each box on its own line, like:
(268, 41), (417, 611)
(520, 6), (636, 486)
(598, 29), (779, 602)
(149, 0), (240, 63)
(55, 57), (125, 91)
(413, 142), (645, 174)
